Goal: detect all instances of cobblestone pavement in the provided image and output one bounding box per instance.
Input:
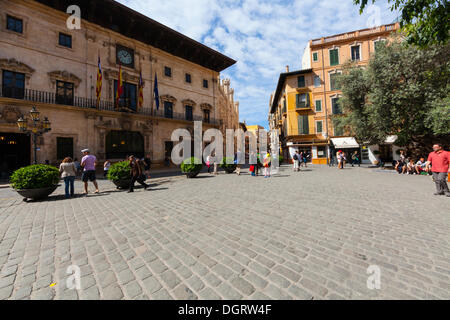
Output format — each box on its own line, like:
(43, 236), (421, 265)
(0, 165), (449, 300)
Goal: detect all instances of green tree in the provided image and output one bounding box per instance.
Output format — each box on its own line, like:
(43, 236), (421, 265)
(354, 0), (450, 47)
(334, 37), (450, 157)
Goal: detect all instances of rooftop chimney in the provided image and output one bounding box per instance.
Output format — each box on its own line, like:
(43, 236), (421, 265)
(285, 65), (289, 72)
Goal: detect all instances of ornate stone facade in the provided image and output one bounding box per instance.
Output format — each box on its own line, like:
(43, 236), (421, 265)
(0, 0), (239, 174)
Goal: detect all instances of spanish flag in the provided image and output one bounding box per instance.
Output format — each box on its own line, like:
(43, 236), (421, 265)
(115, 64), (123, 109)
(95, 56), (102, 107)
(138, 71), (144, 109)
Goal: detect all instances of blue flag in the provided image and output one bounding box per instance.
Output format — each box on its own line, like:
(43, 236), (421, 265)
(154, 73), (159, 110)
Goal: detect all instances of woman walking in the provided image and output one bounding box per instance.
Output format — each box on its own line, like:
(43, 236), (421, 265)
(263, 153), (272, 178)
(59, 157), (77, 199)
(206, 154), (213, 174)
(103, 159), (111, 178)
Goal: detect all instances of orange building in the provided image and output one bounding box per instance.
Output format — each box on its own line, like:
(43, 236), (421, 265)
(269, 23), (400, 164)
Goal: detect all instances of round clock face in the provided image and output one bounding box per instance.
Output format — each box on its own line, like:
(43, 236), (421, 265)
(117, 50), (133, 65)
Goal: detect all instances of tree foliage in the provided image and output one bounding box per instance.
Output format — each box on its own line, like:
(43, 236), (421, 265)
(354, 0), (450, 47)
(334, 37), (450, 155)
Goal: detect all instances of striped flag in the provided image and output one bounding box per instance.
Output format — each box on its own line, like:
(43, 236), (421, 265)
(138, 71), (144, 109)
(96, 56), (102, 107)
(153, 73), (159, 110)
(115, 64), (123, 109)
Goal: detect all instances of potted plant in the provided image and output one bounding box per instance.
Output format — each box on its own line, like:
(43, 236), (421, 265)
(10, 165), (60, 201)
(219, 157), (237, 174)
(107, 161), (131, 189)
(181, 157), (203, 178)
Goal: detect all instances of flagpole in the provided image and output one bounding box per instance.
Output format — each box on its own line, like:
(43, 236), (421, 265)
(150, 52), (154, 117)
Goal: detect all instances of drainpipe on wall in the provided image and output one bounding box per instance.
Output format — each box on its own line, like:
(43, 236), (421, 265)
(321, 46), (330, 165)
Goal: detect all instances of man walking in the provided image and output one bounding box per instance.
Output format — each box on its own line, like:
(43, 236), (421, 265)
(128, 155), (149, 193)
(81, 149), (99, 195)
(235, 149), (243, 175)
(293, 150), (300, 172)
(426, 144), (450, 197)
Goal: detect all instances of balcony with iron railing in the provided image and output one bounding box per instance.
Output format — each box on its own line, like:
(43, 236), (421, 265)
(0, 86), (221, 126)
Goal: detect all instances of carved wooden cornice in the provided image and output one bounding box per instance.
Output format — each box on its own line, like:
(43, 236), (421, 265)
(200, 103), (213, 110)
(160, 95), (177, 103)
(0, 59), (35, 84)
(48, 71), (82, 88)
(182, 99), (196, 107)
(103, 68), (141, 84)
(0, 106), (22, 124)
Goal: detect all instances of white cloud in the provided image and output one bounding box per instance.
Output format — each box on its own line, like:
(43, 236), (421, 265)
(117, 0), (398, 128)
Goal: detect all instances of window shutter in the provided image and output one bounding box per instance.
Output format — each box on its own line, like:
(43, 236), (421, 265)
(296, 94), (300, 107)
(304, 116), (309, 134)
(298, 115), (303, 134)
(298, 76), (305, 88)
(330, 49), (339, 66)
(306, 93), (310, 107)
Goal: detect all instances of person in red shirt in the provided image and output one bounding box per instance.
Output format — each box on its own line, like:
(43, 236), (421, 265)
(426, 143), (450, 197)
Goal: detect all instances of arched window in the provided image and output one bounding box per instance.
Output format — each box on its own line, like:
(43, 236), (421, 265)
(106, 131), (144, 159)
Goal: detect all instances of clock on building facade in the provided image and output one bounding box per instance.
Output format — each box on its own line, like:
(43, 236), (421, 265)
(116, 44), (135, 68)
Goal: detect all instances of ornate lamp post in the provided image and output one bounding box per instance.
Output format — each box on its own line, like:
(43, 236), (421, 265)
(17, 106), (51, 164)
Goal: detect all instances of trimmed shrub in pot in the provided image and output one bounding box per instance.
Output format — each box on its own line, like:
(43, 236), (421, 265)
(181, 157), (203, 178)
(107, 161), (132, 189)
(10, 165), (60, 201)
(220, 157), (237, 174)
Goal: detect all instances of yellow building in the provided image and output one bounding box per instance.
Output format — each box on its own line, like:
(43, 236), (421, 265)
(269, 23), (399, 165)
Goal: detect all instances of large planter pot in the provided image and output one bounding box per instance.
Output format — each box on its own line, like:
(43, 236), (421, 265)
(184, 171), (201, 178)
(112, 179), (131, 189)
(15, 185), (59, 201)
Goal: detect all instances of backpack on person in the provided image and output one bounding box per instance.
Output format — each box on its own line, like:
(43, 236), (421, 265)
(293, 154), (298, 161)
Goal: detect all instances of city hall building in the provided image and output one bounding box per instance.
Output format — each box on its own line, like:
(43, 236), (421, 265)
(0, 0), (239, 178)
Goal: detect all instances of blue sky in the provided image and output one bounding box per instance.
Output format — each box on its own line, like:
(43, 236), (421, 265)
(117, 0), (399, 129)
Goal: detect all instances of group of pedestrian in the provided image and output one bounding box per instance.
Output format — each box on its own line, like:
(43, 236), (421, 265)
(57, 149), (153, 198)
(52, 143), (450, 199)
(392, 145), (450, 197)
(334, 150), (360, 169)
(292, 150), (310, 172)
(58, 149), (99, 198)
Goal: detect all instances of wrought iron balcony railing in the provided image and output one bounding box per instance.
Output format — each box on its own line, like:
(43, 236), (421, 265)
(0, 86), (221, 125)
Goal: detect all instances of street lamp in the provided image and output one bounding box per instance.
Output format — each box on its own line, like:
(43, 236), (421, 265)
(17, 106), (51, 164)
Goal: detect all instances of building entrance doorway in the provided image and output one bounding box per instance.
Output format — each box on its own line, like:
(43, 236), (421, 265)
(0, 132), (31, 179)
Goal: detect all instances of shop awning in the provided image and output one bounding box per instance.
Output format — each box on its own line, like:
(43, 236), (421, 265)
(331, 137), (359, 149)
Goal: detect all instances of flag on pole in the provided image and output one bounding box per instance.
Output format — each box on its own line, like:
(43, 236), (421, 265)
(95, 56), (102, 107)
(138, 71), (144, 109)
(153, 73), (159, 111)
(115, 64), (123, 109)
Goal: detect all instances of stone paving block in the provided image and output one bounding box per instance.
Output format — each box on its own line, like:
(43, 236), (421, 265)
(151, 288), (173, 300)
(148, 259), (168, 274)
(216, 282), (243, 300)
(32, 287), (56, 300)
(102, 284), (124, 300)
(198, 287), (222, 300)
(160, 270), (182, 289)
(124, 281), (142, 299)
(230, 276), (255, 296)
(142, 276), (162, 294)
(172, 284), (198, 300)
